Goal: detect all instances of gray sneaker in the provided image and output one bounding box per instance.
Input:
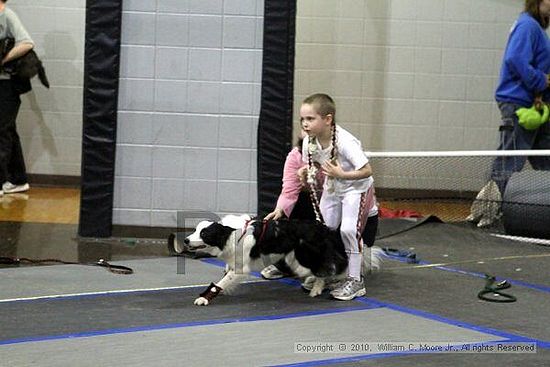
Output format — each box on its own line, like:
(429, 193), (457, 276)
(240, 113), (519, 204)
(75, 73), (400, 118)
(330, 277), (366, 301)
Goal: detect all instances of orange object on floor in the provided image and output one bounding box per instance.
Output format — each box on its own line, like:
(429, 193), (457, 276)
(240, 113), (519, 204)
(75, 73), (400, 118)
(379, 207), (422, 218)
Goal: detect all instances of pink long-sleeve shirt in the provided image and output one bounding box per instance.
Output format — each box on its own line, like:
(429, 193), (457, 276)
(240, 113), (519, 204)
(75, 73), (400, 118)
(275, 148), (305, 218)
(275, 147), (324, 217)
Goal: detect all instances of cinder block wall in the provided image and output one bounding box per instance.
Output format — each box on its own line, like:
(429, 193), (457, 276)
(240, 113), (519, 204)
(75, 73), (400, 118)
(293, 0), (526, 193)
(13, 1), (527, 226)
(115, 0), (264, 227)
(10, 0), (85, 176)
(294, 0), (521, 152)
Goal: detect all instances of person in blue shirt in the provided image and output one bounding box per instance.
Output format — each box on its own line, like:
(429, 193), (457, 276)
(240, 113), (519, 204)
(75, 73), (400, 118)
(469, 0), (550, 227)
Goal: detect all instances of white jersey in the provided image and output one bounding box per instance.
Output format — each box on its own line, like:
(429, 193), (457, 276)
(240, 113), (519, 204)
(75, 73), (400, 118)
(302, 125), (374, 197)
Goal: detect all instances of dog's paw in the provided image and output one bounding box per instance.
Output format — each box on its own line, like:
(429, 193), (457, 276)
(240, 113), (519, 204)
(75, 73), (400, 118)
(194, 297), (210, 306)
(308, 287), (323, 297)
(465, 212), (479, 222)
(308, 279), (325, 297)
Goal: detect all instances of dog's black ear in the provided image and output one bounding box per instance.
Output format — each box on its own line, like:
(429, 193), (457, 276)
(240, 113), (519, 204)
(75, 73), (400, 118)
(200, 223), (235, 250)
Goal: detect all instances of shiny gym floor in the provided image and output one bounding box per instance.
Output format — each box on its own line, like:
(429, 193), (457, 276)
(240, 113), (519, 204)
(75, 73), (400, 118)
(1, 187), (549, 366)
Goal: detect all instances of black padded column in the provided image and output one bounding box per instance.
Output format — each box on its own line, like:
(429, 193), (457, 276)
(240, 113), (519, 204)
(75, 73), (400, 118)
(257, 0), (297, 217)
(79, 0), (123, 237)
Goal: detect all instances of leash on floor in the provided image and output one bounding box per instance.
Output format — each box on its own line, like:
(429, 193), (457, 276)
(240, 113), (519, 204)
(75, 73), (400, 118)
(382, 247), (419, 264)
(477, 274), (516, 303)
(381, 250), (517, 303)
(0, 257), (133, 275)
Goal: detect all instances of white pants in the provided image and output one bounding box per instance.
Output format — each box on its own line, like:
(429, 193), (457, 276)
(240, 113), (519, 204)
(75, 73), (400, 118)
(320, 190), (371, 279)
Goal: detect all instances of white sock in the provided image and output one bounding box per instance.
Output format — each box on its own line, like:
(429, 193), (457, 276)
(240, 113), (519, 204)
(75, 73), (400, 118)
(348, 253), (362, 280)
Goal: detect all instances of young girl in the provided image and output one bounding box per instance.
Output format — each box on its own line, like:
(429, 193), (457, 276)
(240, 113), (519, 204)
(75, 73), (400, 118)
(300, 93), (378, 301)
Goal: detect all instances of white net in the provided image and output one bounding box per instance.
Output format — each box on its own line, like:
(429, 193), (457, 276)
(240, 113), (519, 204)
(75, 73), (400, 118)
(368, 150), (550, 239)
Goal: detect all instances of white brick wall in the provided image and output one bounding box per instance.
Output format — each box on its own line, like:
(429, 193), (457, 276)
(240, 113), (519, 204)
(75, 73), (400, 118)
(12, 0), (533, 226)
(115, 0), (264, 227)
(294, 0), (522, 152)
(10, 0), (85, 176)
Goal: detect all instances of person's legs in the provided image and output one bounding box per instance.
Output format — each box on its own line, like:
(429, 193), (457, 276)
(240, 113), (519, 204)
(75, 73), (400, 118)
(337, 193), (367, 280)
(491, 102), (535, 194)
(529, 117), (550, 170)
(0, 81), (22, 191)
(329, 192), (368, 301)
(362, 214), (378, 248)
(319, 191), (342, 230)
(7, 118), (28, 185)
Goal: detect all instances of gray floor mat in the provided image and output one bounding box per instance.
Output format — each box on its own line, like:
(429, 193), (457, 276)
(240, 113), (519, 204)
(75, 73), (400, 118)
(0, 308), (503, 367)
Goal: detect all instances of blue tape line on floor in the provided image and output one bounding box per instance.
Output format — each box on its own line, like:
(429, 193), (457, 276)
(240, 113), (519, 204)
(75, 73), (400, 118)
(385, 255), (550, 294)
(354, 297), (550, 349)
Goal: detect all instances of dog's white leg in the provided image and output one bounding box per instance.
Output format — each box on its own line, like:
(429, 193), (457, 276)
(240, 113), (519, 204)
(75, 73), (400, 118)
(309, 277), (325, 298)
(194, 270), (244, 306)
(216, 269), (246, 294)
(284, 252), (311, 278)
(284, 252), (325, 297)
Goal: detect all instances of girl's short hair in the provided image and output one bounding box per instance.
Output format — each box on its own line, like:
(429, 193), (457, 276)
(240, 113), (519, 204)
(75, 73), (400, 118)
(302, 93), (336, 119)
(525, 0), (550, 29)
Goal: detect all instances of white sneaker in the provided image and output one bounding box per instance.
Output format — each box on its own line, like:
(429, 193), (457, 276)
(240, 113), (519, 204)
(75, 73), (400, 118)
(0, 190), (3, 196)
(260, 265), (286, 280)
(2, 182), (30, 194)
(330, 277), (366, 301)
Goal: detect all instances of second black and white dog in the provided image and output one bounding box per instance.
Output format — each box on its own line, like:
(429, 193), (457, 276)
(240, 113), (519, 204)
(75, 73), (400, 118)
(183, 215), (383, 305)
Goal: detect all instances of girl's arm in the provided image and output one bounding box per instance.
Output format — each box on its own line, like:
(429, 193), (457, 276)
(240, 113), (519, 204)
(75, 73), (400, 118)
(322, 161), (372, 180)
(265, 149), (304, 220)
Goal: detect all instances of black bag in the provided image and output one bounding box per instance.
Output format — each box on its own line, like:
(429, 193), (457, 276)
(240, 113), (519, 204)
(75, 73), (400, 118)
(0, 37), (50, 89)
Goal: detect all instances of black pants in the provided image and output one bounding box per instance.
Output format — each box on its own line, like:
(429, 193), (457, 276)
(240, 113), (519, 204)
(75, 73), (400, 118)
(0, 80), (28, 185)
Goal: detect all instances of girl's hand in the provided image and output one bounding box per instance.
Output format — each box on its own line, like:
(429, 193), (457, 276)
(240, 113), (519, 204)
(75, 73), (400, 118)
(264, 208), (284, 221)
(297, 166), (308, 186)
(321, 160), (344, 179)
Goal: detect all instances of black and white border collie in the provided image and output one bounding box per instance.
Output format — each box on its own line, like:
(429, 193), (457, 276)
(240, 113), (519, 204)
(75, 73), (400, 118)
(182, 214), (383, 306)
